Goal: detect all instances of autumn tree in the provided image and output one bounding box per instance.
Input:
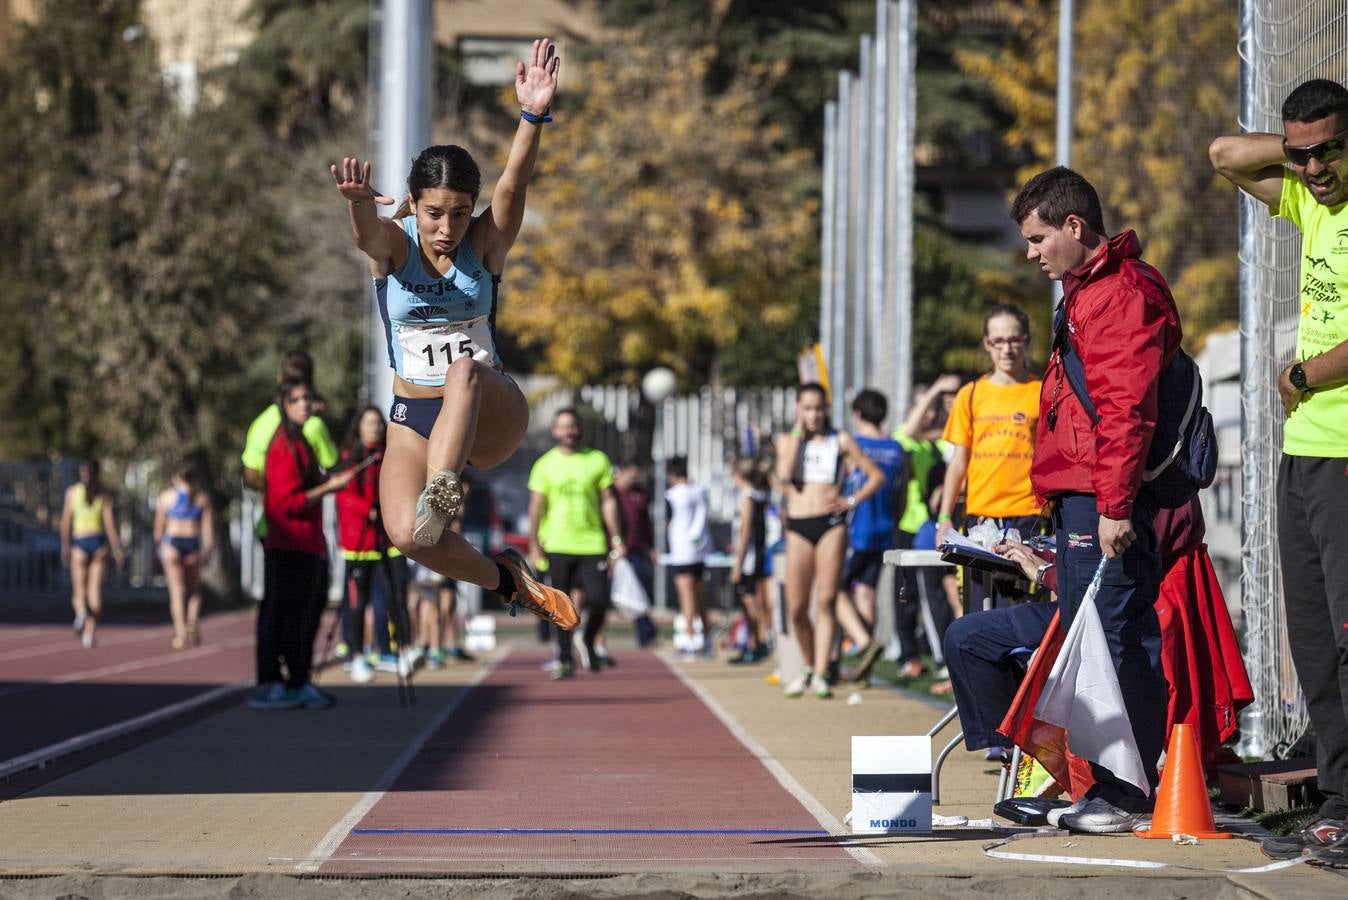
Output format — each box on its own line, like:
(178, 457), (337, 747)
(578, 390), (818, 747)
(957, 0), (1240, 342)
(503, 42), (818, 387)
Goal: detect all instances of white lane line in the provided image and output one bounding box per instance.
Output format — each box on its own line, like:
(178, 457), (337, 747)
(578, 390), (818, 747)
(0, 613), (254, 664)
(0, 631), (176, 663)
(0, 680), (249, 780)
(296, 648), (509, 873)
(657, 654), (883, 868)
(0, 637), (255, 700)
(984, 840), (1309, 873)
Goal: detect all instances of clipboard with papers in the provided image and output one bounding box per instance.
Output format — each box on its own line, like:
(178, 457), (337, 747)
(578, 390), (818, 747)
(938, 530), (1026, 579)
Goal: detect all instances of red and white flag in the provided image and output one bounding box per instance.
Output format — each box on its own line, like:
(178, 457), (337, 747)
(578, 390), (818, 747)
(1032, 556), (1150, 796)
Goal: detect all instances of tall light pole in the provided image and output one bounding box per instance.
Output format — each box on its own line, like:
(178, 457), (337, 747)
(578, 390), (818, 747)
(642, 367), (677, 610)
(1053, 0), (1074, 308)
(368, 0), (432, 408)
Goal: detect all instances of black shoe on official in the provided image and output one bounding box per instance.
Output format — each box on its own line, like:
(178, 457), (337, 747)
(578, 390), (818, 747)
(1260, 815), (1346, 860)
(1308, 826), (1348, 867)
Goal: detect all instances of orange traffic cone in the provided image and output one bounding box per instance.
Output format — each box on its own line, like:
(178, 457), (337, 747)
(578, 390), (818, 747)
(1136, 722), (1231, 839)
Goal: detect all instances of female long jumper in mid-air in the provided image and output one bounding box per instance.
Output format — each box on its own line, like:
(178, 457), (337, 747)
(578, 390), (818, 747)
(330, 37), (577, 631)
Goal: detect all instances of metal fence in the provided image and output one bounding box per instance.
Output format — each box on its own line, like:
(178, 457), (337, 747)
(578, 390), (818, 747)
(819, 0), (916, 423)
(573, 384), (797, 529)
(1236, 1), (1348, 757)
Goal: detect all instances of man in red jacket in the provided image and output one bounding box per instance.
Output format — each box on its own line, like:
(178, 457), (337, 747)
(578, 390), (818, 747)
(1010, 167), (1182, 832)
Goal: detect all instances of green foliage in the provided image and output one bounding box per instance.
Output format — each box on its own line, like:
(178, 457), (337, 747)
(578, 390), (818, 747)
(505, 43), (818, 387)
(596, 0), (1039, 387)
(599, 0), (872, 156)
(910, 223), (1050, 383)
(0, 0), (279, 466)
(0, 0), (372, 487)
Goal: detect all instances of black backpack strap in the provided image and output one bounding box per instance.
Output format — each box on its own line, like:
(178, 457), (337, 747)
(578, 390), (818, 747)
(1052, 302), (1101, 427)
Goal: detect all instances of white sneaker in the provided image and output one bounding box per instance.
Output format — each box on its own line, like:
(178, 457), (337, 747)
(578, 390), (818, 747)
(784, 672), (811, 698)
(1046, 797), (1089, 827)
(349, 657), (374, 684)
(1059, 797), (1149, 834)
(406, 646), (425, 668)
(812, 676), (832, 699)
(81, 631), (95, 649)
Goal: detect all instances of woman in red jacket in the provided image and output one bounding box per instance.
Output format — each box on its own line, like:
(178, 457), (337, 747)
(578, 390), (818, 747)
(335, 406), (408, 684)
(250, 379), (355, 711)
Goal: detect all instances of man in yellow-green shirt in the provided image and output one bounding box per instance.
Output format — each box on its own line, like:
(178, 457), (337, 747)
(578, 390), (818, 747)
(240, 352), (338, 540)
(241, 351), (338, 485)
(1212, 78), (1348, 865)
(528, 407), (625, 679)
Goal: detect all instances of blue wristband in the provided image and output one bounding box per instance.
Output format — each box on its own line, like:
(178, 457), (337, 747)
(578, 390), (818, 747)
(521, 108), (552, 125)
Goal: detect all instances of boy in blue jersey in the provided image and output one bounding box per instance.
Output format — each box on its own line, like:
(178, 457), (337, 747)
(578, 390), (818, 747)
(838, 389), (908, 683)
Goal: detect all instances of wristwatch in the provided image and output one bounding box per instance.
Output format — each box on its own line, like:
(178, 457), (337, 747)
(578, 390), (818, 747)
(1033, 562), (1054, 590)
(1289, 362), (1309, 392)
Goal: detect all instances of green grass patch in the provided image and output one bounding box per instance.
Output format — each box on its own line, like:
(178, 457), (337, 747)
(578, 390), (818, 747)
(1248, 805), (1317, 837)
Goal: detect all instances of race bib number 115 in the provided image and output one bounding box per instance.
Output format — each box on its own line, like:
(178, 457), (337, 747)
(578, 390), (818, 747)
(397, 316), (495, 381)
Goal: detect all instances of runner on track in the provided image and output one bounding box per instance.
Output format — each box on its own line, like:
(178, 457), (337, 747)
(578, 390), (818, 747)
(60, 460), (125, 649)
(152, 463), (214, 650)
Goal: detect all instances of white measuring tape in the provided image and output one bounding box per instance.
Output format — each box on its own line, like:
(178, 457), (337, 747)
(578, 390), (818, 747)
(981, 830), (1309, 873)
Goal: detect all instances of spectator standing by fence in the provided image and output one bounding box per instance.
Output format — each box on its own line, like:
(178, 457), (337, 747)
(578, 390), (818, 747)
(60, 460), (124, 649)
(729, 457), (771, 663)
(935, 305), (1043, 610)
(837, 389), (907, 683)
(613, 459), (657, 647)
(666, 456), (712, 658)
(334, 406), (405, 683)
(891, 379), (959, 676)
(1211, 78), (1348, 866)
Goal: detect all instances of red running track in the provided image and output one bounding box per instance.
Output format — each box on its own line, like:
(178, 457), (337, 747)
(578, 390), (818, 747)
(319, 648), (857, 875)
(0, 611), (257, 763)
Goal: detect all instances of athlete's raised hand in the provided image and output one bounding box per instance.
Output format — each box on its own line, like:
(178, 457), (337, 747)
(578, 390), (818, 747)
(516, 38), (560, 115)
(330, 157), (395, 206)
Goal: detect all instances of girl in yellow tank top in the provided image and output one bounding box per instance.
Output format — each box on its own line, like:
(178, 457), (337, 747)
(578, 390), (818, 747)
(60, 460), (124, 648)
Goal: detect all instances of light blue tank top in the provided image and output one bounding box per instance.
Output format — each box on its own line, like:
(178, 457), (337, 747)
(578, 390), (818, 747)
(167, 488), (203, 522)
(374, 216), (501, 386)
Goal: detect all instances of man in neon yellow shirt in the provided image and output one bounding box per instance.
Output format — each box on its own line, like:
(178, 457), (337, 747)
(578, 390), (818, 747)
(241, 351), (338, 486)
(528, 408), (625, 679)
(241, 352), (338, 542)
(1212, 78), (1348, 866)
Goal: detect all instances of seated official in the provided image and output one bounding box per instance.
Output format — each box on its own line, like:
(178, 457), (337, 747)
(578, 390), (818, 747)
(943, 498), (1251, 775)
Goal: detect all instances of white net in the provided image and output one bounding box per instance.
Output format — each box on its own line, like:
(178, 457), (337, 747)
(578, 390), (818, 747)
(1237, 1), (1348, 756)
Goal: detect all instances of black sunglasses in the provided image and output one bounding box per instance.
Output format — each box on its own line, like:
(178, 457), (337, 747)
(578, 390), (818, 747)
(1283, 128), (1348, 166)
